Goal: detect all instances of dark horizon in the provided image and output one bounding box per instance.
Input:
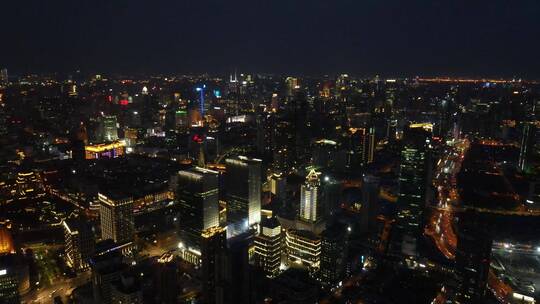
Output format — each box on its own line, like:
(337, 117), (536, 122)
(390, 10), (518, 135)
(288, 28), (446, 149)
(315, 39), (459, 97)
(1, 0), (540, 78)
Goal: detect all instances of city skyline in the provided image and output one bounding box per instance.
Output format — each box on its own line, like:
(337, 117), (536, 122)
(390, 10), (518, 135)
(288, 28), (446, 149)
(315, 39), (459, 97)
(1, 2), (540, 304)
(1, 1), (540, 77)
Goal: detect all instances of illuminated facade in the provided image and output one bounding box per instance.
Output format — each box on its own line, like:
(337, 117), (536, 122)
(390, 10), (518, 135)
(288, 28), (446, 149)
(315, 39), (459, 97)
(0, 228), (14, 255)
(123, 128), (138, 153)
(100, 115), (119, 142)
(132, 190), (173, 214)
(347, 127), (375, 168)
(177, 167), (220, 265)
(285, 229), (321, 269)
(319, 224), (349, 288)
(0, 68), (7, 85)
(518, 121), (536, 171)
(270, 173), (286, 201)
(393, 125), (430, 256)
(225, 156), (262, 236)
(156, 253), (179, 304)
(0, 229), (30, 303)
(299, 169), (322, 223)
(285, 77), (300, 97)
(90, 243), (128, 304)
(85, 141), (126, 160)
(15, 171), (43, 200)
(63, 218), (94, 272)
(201, 227), (227, 304)
(0, 259), (20, 304)
(254, 217), (282, 278)
(99, 193), (135, 245)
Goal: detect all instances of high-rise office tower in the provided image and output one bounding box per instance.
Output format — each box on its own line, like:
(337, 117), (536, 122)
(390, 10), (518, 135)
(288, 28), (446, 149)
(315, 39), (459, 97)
(285, 229), (321, 271)
(299, 169), (322, 223)
(363, 127), (376, 165)
(224, 232), (254, 304)
(312, 139), (338, 168)
(99, 193), (135, 246)
(0, 69), (7, 86)
(393, 125), (431, 256)
(360, 175), (381, 237)
(177, 167), (220, 264)
(63, 218), (95, 272)
(155, 253), (179, 304)
(347, 127), (376, 168)
(285, 77), (299, 97)
(123, 128), (138, 153)
(225, 156), (262, 236)
(320, 175), (341, 220)
(290, 91), (310, 165)
(270, 172), (286, 202)
(91, 241), (128, 304)
(0, 103), (7, 138)
(201, 227), (227, 304)
(455, 212), (492, 304)
(254, 217), (282, 278)
(100, 115), (119, 142)
(519, 121), (536, 171)
(319, 223), (349, 288)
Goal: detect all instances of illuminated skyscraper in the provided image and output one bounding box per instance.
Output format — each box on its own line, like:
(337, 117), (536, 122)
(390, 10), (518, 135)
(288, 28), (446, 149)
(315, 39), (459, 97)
(201, 227), (227, 304)
(346, 127), (375, 169)
(518, 121), (536, 171)
(393, 125), (431, 256)
(270, 173), (286, 202)
(455, 212), (492, 303)
(361, 127), (376, 165)
(177, 167), (220, 264)
(99, 193), (135, 246)
(0, 103), (7, 137)
(225, 156), (262, 236)
(196, 85), (206, 119)
(155, 253), (179, 304)
(0, 68), (7, 85)
(319, 223), (349, 288)
(285, 229), (321, 271)
(299, 169), (322, 223)
(100, 115), (119, 142)
(285, 77), (299, 97)
(91, 242), (128, 304)
(254, 217), (282, 278)
(63, 218), (95, 272)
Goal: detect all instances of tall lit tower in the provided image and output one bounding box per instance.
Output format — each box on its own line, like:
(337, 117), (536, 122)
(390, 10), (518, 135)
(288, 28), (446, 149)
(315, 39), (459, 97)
(519, 121), (536, 171)
(99, 115), (119, 142)
(196, 85), (206, 120)
(63, 218), (95, 272)
(176, 167), (220, 264)
(225, 156), (262, 236)
(299, 169), (322, 223)
(98, 193), (134, 246)
(393, 124), (431, 256)
(254, 217), (282, 278)
(0, 69), (7, 85)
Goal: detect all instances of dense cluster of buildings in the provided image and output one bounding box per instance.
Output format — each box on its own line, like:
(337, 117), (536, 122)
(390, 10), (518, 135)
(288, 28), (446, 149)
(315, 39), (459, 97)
(0, 70), (539, 303)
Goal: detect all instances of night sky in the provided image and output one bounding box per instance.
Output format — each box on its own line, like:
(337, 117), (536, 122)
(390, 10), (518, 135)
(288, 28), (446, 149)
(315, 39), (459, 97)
(1, 0), (540, 77)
